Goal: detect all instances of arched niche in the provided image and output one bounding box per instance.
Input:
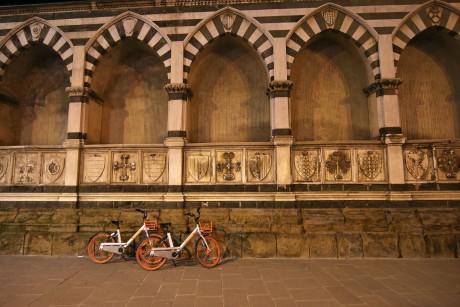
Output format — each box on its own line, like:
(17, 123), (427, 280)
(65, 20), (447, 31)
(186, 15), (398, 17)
(397, 28), (460, 140)
(0, 43), (69, 145)
(290, 31), (370, 141)
(187, 35), (270, 143)
(88, 37), (169, 144)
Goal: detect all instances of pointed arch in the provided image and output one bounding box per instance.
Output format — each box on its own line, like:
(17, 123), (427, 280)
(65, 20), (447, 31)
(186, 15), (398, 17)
(0, 17), (73, 78)
(392, 0), (460, 71)
(286, 3), (380, 82)
(183, 7), (274, 83)
(84, 11), (172, 88)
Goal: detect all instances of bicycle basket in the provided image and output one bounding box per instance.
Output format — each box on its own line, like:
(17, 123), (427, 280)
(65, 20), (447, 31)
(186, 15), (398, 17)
(144, 219), (160, 231)
(199, 220), (213, 234)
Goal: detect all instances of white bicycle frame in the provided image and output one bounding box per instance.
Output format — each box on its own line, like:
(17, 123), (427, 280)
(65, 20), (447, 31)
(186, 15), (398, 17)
(100, 224), (151, 254)
(148, 223), (211, 259)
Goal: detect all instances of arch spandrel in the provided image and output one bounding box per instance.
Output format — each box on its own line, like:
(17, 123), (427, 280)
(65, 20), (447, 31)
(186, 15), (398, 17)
(0, 17), (73, 78)
(286, 3), (380, 82)
(84, 11), (172, 88)
(183, 7), (274, 83)
(392, 0), (460, 71)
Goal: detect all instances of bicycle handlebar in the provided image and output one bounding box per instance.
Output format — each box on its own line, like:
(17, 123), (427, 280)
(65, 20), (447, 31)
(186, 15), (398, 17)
(136, 209), (147, 219)
(183, 207), (202, 223)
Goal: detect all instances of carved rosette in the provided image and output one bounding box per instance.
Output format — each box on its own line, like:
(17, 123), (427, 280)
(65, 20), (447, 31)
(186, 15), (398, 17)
(436, 149), (459, 180)
(164, 83), (192, 100)
(363, 78), (403, 97)
(404, 149), (430, 181)
(30, 22), (44, 41)
(266, 80), (294, 98)
(42, 153), (65, 185)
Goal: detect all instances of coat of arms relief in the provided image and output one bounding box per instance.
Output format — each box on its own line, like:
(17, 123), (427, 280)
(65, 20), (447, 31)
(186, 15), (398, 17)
(186, 152), (211, 183)
(404, 148), (431, 181)
(0, 153), (12, 184)
(293, 150), (319, 182)
(247, 151), (273, 183)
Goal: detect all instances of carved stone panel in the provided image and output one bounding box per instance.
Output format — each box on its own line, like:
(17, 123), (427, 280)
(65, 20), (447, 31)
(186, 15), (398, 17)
(324, 149), (352, 182)
(247, 150), (273, 183)
(357, 149), (385, 182)
(0, 153), (12, 184)
(186, 151), (212, 183)
(142, 152), (167, 184)
(42, 153), (65, 185)
(216, 150), (242, 183)
(112, 152), (138, 184)
(404, 148), (432, 181)
(82, 152), (109, 184)
(436, 148), (460, 181)
(14, 153), (40, 184)
(292, 150), (320, 182)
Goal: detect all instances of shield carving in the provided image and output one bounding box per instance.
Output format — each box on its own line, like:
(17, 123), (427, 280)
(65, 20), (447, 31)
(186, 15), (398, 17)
(123, 17), (137, 35)
(221, 13), (235, 31)
(85, 154), (106, 182)
(0, 157), (8, 181)
(144, 153), (166, 182)
(295, 152), (318, 181)
(405, 149), (428, 180)
(44, 156), (65, 183)
(359, 151), (382, 180)
(322, 9), (338, 27)
(188, 154), (209, 182)
(249, 152), (272, 181)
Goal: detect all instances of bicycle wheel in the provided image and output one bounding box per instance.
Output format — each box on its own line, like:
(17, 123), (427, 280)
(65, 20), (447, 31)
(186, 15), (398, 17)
(136, 236), (167, 271)
(87, 232), (115, 264)
(195, 236), (221, 268)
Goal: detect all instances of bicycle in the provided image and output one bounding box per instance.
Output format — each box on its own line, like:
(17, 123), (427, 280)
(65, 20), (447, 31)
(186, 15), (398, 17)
(87, 209), (161, 264)
(136, 207), (221, 271)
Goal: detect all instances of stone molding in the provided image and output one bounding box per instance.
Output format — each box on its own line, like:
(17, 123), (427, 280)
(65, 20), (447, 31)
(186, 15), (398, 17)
(65, 87), (104, 105)
(164, 83), (192, 100)
(266, 80), (294, 98)
(363, 78), (403, 97)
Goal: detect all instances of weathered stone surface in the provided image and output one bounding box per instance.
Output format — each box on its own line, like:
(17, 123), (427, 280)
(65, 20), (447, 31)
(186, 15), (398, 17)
(418, 209), (458, 232)
(119, 209), (160, 232)
(159, 209), (188, 232)
(337, 233), (363, 258)
(14, 209), (55, 224)
(230, 209), (271, 233)
(242, 233), (276, 258)
(271, 209), (302, 234)
(398, 233), (427, 258)
(49, 208), (80, 233)
(0, 232), (24, 255)
(362, 233), (399, 258)
(277, 233), (303, 257)
(302, 209), (344, 232)
(0, 208), (18, 223)
(387, 209), (423, 232)
(52, 233), (88, 256)
(79, 209), (121, 232)
(216, 233), (241, 258)
(425, 234), (456, 258)
(306, 234), (337, 258)
(24, 232), (53, 255)
(342, 209), (388, 232)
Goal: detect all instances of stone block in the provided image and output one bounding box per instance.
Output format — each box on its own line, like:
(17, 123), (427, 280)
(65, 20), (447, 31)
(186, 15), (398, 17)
(425, 234), (456, 258)
(398, 233), (427, 258)
(342, 208), (389, 232)
(0, 208), (18, 223)
(362, 233), (399, 258)
(271, 209), (302, 234)
(24, 232), (53, 255)
(159, 209), (188, 233)
(418, 209), (458, 232)
(230, 209), (271, 233)
(198, 208), (230, 225)
(386, 209), (423, 232)
(306, 234), (337, 258)
(119, 209), (160, 232)
(242, 233), (276, 258)
(14, 208), (55, 224)
(337, 233), (363, 258)
(277, 233), (303, 258)
(79, 209), (121, 232)
(301, 209), (344, 232)
(0, 232), (25, 255)
(217, 233), (241, 258)
(52, 233), (88, 256)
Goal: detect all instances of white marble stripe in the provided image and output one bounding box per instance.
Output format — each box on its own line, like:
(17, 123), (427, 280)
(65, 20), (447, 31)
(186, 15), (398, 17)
(264, 56), (272, 67)
(248, 28), (263, 45)
(206, 20), (219, 39)
(368, 52), (379, 64)
(183, 71), (188, 81)
(411, 14), (426, 35)
(340, 15), (354, 34)
(185, 42), (199, 57)
(147, 32), (162, 48)
(61, 48), (73, 61)
(85, 61), (95, 71)
(286, 54), (294, 66)
(108, 25), (121, 42)
(193, 30), (208, 48)
(137, 23), (150, 41)
(295, 26), (310, 45)
(5, 40), (17, 55)
(52, 37), (67, 52)
(399, 24), (416, 41)
(66, 63), (73, 71)
(351, 25), (366, 43)
(156, 43), (170, 57)
(87, 47), (101, 61)
(286, 39), (302, 53)
(96, 35), (110, 50)
(17, 30), (28, 46)
(392, 36), (405, 50)
(236, 19), (251, 38)
(183, 57), (192, 68)
(393, 52), (401, 63)
(257, 40), (271, 56)
(306, 17), (321, 35)
(446, 13), (459, 31)
(361, 37), (376, 52)
(163, 58), (171, 68)
(43, 28), (57, 45)
(0, 52), (8, 63)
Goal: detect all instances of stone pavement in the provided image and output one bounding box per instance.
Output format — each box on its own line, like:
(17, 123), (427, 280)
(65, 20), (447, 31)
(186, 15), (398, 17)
(0, 256), (459, 307)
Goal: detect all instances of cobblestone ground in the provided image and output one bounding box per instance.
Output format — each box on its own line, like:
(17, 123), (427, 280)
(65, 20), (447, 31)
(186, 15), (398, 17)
(0, 256), (459, 306)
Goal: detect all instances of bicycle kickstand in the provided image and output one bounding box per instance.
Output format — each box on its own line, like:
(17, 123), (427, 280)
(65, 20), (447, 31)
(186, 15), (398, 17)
(172, 259), (177, 267)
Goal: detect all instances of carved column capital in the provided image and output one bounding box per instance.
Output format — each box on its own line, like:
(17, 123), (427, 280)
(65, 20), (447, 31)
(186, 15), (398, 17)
(66, 86), (89, 103)
(164, 83), (192, 100)
(266, 80), (294, 98)
(363, 78), (403, 97)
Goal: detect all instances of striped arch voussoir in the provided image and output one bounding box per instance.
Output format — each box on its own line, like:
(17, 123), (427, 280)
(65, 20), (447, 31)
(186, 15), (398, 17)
(0, 19), (73, 78)
(183, 9), (274, 84)
(392, 1), (460, 70)
(286, 4), (380, 81)
(84, 13), (172, 88)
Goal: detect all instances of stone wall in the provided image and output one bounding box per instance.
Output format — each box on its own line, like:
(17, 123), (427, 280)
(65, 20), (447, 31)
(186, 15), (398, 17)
(1, 207), (458, 258)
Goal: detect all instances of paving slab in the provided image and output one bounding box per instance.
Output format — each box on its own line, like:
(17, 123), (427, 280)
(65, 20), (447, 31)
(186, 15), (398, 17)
(0, 256), (458, 306)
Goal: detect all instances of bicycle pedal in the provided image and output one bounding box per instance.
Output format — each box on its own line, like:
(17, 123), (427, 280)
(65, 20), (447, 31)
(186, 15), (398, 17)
(172, 260), (177, 267)
(121, 254), (129, 261)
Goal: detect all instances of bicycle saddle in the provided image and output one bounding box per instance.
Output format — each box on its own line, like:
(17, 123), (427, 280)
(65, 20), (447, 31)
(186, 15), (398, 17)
(111, 220), (123, 227)
(160, 222), (171, 229)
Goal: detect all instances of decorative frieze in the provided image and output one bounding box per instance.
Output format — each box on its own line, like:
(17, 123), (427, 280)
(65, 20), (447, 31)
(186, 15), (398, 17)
(363, 78), (403, 97)
(164, 83), (192, 100)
